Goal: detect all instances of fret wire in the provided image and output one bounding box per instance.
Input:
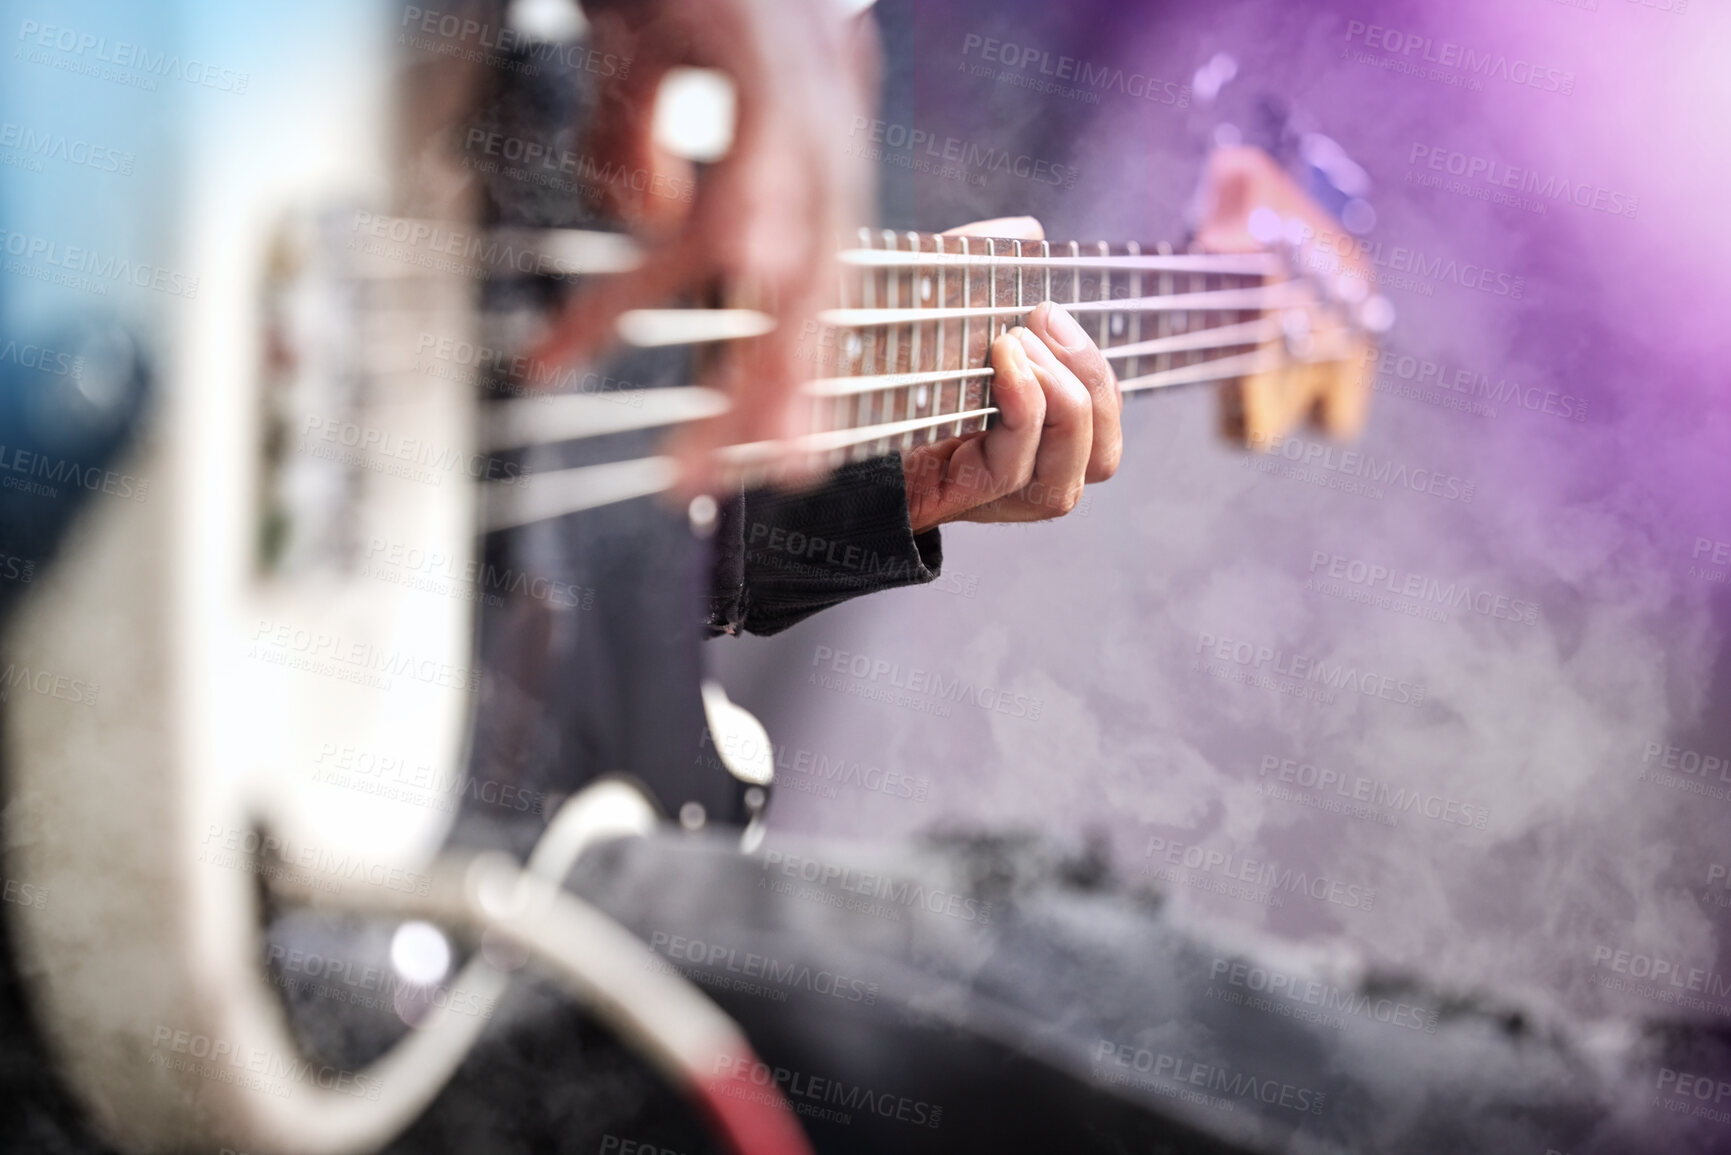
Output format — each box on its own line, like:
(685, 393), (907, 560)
(1096, 242), (1110, 359)
(1015, 237), (1025, 319)
(904, 230), (918, 454)
(988, 235), (999, 342)
(888, 228), (900, 459)
(957, 234), (970, 441)
(920, 230), (934, 450)
(928, 235), (938, 440)
(930, 232), (947, 450)
(871, 227), (882, 462)
(934, 231), (946, 448)
(1069, 241), (1081, 327)
(870, 228), (883, 462)
(1157, 242), (1173, 380)
(896, 229), (911, 456)
(867, 227), (881, 463)
(893, 228), (907, 457)
(830, 249), (844, 446)
(853, 227), (871, 468)
(1197, 266), (1207, 372)
(894, 230), (904, 455)
(959, 230), (972, 440)
(1128, 240), (1142, 384)
(875, 228), (891, 460)
(1096, 240), (1110, 351)
(933, 230), (948, 449)
(1192, 265), (1204, 380)
(880, 229), (892, 459)
(888, 229), (899, 459)
(1238, 265), (1248, 378)
(982, 236), (998, 440)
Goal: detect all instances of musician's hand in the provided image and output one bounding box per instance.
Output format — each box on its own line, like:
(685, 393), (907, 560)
(902, 218), (1122, 535)
(536, 0), (879, 490)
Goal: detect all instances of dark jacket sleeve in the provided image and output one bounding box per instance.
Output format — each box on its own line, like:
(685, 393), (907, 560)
(707, 455), (943, 637)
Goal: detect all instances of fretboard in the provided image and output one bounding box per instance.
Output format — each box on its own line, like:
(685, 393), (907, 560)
(803, 229), (1290, 466)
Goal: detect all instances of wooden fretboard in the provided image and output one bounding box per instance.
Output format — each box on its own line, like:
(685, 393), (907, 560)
(801, 229), (1291, 466)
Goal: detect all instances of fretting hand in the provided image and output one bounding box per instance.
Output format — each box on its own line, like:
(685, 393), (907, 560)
(902, 217), (1122, 534)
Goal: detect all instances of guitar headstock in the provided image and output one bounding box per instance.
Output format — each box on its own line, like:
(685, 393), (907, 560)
(1188, 62), (1392, 449)
(1193, 144), (1393, 451)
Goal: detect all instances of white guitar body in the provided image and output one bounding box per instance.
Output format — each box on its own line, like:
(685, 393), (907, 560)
(2, 5), (481, 1149)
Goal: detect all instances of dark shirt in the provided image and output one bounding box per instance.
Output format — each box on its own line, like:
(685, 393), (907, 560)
(708, 455), (943, 636)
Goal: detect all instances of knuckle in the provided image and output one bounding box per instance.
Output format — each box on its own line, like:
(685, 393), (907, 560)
(1085, 449), (1121, 484)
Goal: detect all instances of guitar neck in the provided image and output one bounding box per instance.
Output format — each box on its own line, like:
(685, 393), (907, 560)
(802, 229), (1292, 465)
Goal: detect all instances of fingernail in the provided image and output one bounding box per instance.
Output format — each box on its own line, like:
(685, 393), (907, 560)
(1044, 304), (1088, 350)
(1010, 325), (1038, 370)
(1006, 328), (1035, 375)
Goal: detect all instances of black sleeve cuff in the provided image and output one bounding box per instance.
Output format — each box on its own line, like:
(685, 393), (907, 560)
(707, 455), (942, 638)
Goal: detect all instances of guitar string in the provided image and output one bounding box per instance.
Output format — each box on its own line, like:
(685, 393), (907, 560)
(835, 249), (1279, 275)
(481, 233), (1338, 525)
(815, 284), (1300, 328)
(480, 357), (1278, 533)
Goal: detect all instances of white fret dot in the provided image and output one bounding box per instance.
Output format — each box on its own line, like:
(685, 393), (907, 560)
(1110, 314), (1125, 337)
(844, 333), (862, 359)
(921, 277), (933, 301)
(915, 385), (929, 409)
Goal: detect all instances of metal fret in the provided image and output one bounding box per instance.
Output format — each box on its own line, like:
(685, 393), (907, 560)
(1156, 241), (1173, 381)
(990, 235), (1003, 438)
(1187, 263), (1203, 380)
(1069, 241), (1081, 321)
(852, 227), (873, 468)
(962, 232), (976, 439)
(1127, 241), (1142, 383)
(1014, 238), (1025, 317)
(934, 233), (948, 450)
(1095, 240), (1111, 352)
(885, 228), (900, 458)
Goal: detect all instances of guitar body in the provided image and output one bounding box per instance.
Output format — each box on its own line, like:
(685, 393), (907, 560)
(0, 5), (759, 1149)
